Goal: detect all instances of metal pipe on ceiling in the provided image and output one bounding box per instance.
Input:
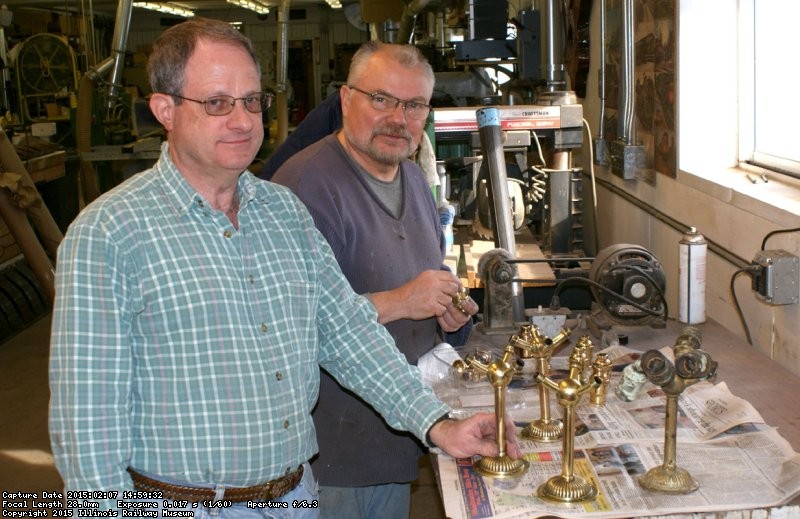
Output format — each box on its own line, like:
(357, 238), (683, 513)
(105, 0), (133, 113)
(398, 0), (432, 44)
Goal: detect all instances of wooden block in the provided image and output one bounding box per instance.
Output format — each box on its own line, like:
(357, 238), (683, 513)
(467, 239), (555, 287)
(444, 234), (556, 288)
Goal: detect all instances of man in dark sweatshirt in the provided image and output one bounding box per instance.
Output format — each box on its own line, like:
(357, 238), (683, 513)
(272, 41), (478, 518)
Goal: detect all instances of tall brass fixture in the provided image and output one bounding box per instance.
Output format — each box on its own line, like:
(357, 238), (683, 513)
(458, 345), (529, 478)
(535, 341), (602, 503)
(638, 327), (717, 494)
(510, 323), (571, 442)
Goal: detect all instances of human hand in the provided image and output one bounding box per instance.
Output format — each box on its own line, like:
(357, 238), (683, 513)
(437, 291), (478, 332)
(395, 270), (462, 321)
(428, 412), (522, 460)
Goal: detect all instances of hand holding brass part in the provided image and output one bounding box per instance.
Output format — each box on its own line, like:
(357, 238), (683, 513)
(461, 345), (529, 478)
(638, 326), (717, 494)
(509, 324), (571, 442)
(452, 285), (473, 315)
(535, 343), (602, 503)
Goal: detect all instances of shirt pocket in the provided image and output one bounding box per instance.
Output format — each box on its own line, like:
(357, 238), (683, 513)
(265, 279), (321, 382)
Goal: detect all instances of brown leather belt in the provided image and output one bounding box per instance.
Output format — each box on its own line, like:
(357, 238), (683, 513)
(127, 465), (303, 502)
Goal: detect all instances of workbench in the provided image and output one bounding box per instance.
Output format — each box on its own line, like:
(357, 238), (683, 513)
(433, 317), (800, 518)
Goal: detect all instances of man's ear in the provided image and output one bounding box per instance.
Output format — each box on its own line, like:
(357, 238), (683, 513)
(149, 93), (175, 131)
(339, 85), (351, 118)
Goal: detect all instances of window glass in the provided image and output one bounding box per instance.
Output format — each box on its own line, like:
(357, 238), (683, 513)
(747, 1), (800, 176)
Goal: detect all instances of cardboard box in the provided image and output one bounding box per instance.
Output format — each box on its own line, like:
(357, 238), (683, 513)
(45, 104), (60, 119)
(31, 122), (57, 137)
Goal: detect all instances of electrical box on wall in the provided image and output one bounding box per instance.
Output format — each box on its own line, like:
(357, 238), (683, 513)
(751, 249), (800, 305)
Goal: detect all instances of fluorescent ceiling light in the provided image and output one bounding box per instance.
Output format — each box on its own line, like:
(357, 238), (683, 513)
(133, 2), (194, 17)
(325, 0), (342, 8)
(226, 0), (270, 15)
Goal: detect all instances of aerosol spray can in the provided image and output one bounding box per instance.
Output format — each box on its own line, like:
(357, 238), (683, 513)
(679, 227), (707, 324)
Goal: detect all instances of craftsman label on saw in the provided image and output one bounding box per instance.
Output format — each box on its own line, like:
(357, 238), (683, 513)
(434, 106), (562, 132)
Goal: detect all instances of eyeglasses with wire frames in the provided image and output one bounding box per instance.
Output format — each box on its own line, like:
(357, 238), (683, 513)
(166, 91), (274, 116)
(347, 85), (432, 120)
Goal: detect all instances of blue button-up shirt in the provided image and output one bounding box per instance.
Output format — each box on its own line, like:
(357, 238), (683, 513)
(49, 144), (449, 492)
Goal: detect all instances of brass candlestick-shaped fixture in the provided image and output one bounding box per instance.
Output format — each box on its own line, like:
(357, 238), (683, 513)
(535, 343), (602, 503)
(590, 353), (613, 406)
(572, 335), (595, 384)
(638, 327), (717, 494)
(510, 324), (571, 442)
(462, 345), (529, 478)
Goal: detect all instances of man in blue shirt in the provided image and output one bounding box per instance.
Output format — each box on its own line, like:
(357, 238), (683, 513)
(48, 18), (520, 517)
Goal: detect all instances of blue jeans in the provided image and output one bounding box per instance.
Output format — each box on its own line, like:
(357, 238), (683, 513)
(131, 463), (319, 519)
(318, 483), (410, 519)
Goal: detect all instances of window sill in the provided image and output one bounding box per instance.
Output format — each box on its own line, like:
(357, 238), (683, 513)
(678, 165), (800, 228)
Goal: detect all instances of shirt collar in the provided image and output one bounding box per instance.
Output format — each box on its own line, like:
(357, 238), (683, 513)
(155, 141), (263, 216)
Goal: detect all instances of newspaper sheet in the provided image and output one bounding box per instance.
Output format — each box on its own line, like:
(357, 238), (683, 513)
(429, 345), (800, 518)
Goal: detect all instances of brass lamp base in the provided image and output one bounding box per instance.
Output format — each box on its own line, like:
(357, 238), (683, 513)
(538, 474), (598, 503)
(473, 455), (529, 478)
(639, 465), (699, 494)
(521, 418), (563, 442)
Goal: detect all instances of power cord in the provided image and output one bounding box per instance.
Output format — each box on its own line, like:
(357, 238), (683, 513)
(760, 227), (800, 250)
(729, 264), (763, 346)
(582, 118), (601, 252)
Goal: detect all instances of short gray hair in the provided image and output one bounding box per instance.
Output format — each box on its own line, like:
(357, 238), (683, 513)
(347, 41), (434, 92)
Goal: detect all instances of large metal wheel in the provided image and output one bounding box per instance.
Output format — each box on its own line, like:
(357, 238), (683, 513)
(14, 33), (79, 122)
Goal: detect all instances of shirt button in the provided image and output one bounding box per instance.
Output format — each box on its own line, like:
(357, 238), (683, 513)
(223, 230), (232, 238)
(261, 323), (268, 333)
(275, 372), (282, 381)
(248, 275), (255, 284)
(283, 420), (290, 429)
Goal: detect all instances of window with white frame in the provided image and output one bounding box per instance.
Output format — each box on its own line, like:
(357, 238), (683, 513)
(739, 0), (800, 179)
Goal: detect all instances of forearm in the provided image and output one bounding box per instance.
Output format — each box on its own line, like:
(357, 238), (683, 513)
(365, 288), (408, 324)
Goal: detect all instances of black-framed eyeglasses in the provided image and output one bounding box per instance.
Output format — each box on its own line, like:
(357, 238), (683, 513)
(167, 91), (274, 116)
(347, 85), (432, 121)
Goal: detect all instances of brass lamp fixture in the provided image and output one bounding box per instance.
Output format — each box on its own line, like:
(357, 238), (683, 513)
(460, 345), (529, 478)
(510, 324), (571, 442)
(638, 327), (717, 494)
(535, 338), (603, 503)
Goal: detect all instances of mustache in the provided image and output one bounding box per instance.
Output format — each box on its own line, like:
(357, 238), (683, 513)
(371, 124), (412, 141)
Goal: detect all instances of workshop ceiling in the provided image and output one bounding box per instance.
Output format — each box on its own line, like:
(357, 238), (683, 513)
(2, 0), (357, 17)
